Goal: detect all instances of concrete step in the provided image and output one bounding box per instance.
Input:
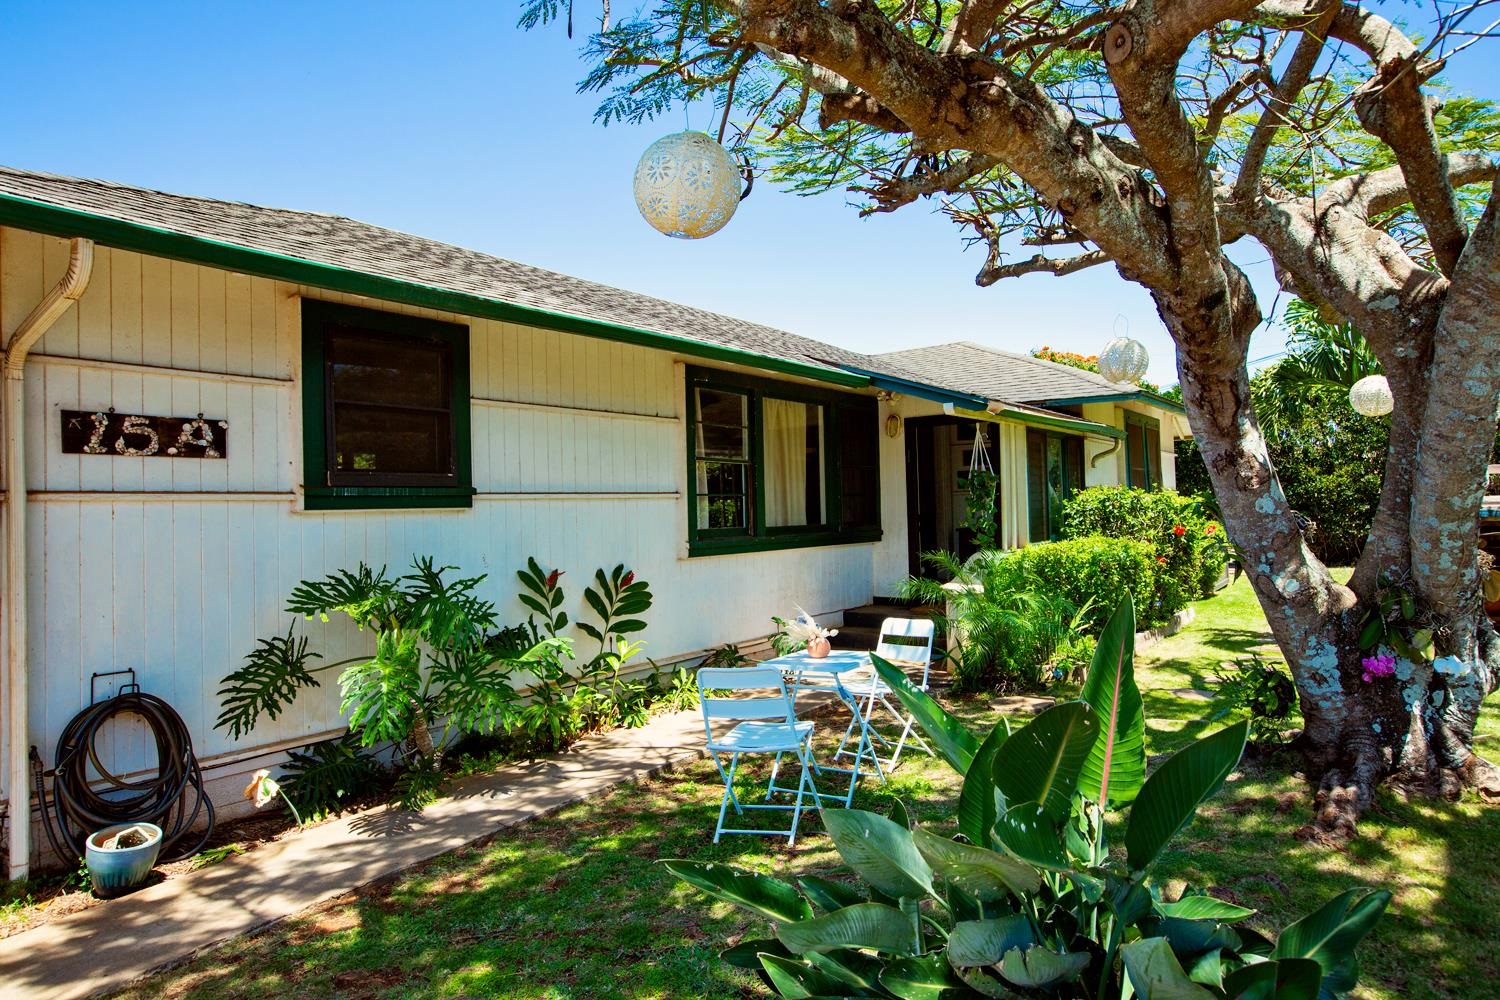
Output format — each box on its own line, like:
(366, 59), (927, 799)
(837, 624), (880, 650)
(842, 602), (934, 630)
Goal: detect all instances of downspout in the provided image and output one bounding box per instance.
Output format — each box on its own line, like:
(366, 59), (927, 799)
(1090, 437), (1121, 469)
(4, 237), (93, 879)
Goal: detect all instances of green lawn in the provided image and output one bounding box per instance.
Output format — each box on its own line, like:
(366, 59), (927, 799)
(114, 578), (1499, 1000)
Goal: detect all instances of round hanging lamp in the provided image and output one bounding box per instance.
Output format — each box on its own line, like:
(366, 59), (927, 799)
(1098, 336), (1150, 384)
(1349, 374), (1394, 417)
(632, 131), (742, 239)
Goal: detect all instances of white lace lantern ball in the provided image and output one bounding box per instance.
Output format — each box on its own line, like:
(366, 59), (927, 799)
(1349, 374), (1394, 417)
(1098, 336), (1150, 384)
(632, 132), (741, 239)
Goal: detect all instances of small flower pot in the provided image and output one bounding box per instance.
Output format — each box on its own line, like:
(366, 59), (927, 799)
(807, 637), (832, 658)
(85, 822), (162, 898)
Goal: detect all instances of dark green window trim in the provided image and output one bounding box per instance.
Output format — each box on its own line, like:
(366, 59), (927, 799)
(1124, 411), (1162, 490)
(686, 366), (881, 557)
(301, 299), (474, 511)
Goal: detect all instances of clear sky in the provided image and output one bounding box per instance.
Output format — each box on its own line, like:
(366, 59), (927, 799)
(0, 1), (1490, 387)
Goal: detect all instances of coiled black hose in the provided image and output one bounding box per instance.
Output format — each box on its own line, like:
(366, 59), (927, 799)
(32, 691), (214, 863)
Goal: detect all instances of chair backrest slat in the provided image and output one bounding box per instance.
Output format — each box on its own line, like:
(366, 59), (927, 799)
(875, 617), (936, 688)
(697, 666), (798, 732)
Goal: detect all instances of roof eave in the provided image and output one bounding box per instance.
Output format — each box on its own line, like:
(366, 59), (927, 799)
(1037, 390), (1187, 415)
(0, 191), (871, 391)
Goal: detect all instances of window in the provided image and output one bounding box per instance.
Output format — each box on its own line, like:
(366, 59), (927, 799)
(687, 367), (880, 555)
(1026, 429), (1085, 542)
(301, 300), (473, 510)
(1125, 411), (1161, 490)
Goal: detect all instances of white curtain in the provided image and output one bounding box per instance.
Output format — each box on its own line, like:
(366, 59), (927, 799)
(997, 422), (1030, 548)
(764, 398), (820, 527)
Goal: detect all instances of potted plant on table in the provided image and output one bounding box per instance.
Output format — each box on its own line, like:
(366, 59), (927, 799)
(774, 606), (838, 658)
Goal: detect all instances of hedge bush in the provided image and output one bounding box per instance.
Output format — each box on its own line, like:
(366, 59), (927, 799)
(1001, 536), (1162, 630)
(1061, 486), (1227, 607)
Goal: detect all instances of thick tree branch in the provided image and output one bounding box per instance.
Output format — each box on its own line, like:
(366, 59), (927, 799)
(1328, 4), (1470, 275)
(1324, 152), (1498, 220)
(817, 90), (912, 131)
(975, 248), (1109, 285)
(1233, 1), (1338, 202)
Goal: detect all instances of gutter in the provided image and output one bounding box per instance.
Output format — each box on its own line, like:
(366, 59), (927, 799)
(3, 237), (93, 880)
(945, 402), (1126, 440)
(1039, 390), (1187, 416)
(835, 366), (989, 410)
(0, 193), (868, 392)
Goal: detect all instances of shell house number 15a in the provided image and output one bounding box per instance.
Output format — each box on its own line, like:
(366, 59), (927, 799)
(60, 410), (229, 459)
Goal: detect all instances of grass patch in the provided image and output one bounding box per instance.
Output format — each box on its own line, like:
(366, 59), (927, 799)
(112, 577), (1497, 1000)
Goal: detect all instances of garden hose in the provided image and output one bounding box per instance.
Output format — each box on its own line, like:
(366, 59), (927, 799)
(31, 690), (214, 864)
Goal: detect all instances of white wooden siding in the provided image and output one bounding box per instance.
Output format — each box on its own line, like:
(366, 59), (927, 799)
(1, 229), (884, 845)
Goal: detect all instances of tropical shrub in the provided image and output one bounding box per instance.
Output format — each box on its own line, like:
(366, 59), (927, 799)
(1063, 486), (1227, 604)
(1003, 536), (1160, 629)
(668, 595), (1389, 998)
(217, 557), (565, 763)
(902, 551), (1089, 693)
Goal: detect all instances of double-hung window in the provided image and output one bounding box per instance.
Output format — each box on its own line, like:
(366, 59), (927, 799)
(301, 300), (473, 510)
(1124, 411), (1162, 490)
(687, 367), (879, 555)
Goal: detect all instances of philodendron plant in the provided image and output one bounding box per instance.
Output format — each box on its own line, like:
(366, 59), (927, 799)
(665, 594), (1390, 999)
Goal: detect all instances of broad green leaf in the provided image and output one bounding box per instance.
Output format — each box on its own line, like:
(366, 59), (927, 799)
(1120, 938), (1217, 998)
(954, 966), (1021, 997)
(997, 946), (1090, 989)
(822, 809), (935, 900)
(776, 902), (917, 956)
(873, 654), (978, 773)
(1272, 888), (1391, 994)
(759, 953), (848, 997)
(880, 954), (971, 999)
(1125, 720), (1249, 871)
(720, 938), (789, 969)
(911, 827), (1040, 900)
(958, 720), (1010, 847)
(946, 916), (1035, 968)
(1077, 595), (1146, 807)
(798, 875), (866, 914)
(994, 802), (1069, 872)
(1159, 895), (1257, 922)
(1158, 917), (1241, 958)
(992, 702), (1099, 820)
(889, 796), (914, 831)
(1222, 957), (1324, 999)
(807, 950), (888, 994)
(662, 861), (813, 923)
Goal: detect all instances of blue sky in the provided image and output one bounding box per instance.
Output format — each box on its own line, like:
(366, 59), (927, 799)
(1, 1), (1490, 386)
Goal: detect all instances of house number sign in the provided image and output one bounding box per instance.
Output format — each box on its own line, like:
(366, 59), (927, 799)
(61, 409), (228, 459)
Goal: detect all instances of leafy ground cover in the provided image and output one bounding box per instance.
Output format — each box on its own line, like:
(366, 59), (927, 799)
(112, 577), (1498, 999)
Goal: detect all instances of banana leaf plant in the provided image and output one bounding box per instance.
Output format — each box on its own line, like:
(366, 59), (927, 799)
(664, 594), (1389, 999)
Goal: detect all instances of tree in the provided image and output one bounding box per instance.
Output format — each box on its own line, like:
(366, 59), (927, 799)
(529, 0), (1500, 836)
(1178, 300), (1392, 564)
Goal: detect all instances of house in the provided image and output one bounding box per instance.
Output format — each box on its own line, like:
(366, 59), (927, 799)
(0, 166), (1187, 876)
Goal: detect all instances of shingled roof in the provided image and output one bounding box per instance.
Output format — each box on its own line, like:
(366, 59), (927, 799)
(881, 341), (1182, 411)
(0, 165), (925, 385)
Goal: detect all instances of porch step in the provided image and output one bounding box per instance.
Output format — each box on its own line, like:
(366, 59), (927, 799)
(836, 624), (881, 651)
(842, 601), (933, 630)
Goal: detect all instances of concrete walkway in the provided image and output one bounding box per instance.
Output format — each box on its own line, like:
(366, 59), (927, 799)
(0, 707), (720, 1000)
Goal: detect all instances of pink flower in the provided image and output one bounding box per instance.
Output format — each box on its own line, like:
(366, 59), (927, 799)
(1360, 654), (1396, 683)
(1205, 524), (1217, 535)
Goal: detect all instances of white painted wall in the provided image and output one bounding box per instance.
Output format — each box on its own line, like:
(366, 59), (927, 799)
(0, 229), (884, 863)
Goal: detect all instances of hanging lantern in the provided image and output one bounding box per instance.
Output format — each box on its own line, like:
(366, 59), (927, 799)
(1349, 374), (1394, 417)
(1098, 336), (1150, 384)
(632, 132), (742, 239)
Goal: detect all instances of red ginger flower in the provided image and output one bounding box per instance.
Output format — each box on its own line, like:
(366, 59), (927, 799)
(621, 571), (636, 587)
(545, 569), (562, 589)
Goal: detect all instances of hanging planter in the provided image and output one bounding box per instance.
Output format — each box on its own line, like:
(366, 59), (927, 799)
(632, 132), (744, 239)
(964, 425), (999, 551)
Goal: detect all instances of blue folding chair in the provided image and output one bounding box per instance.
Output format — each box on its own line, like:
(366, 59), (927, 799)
(698, 666), (834, 845)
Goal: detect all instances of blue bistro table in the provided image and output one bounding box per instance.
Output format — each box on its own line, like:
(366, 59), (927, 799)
(761, 648), (887, 805)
